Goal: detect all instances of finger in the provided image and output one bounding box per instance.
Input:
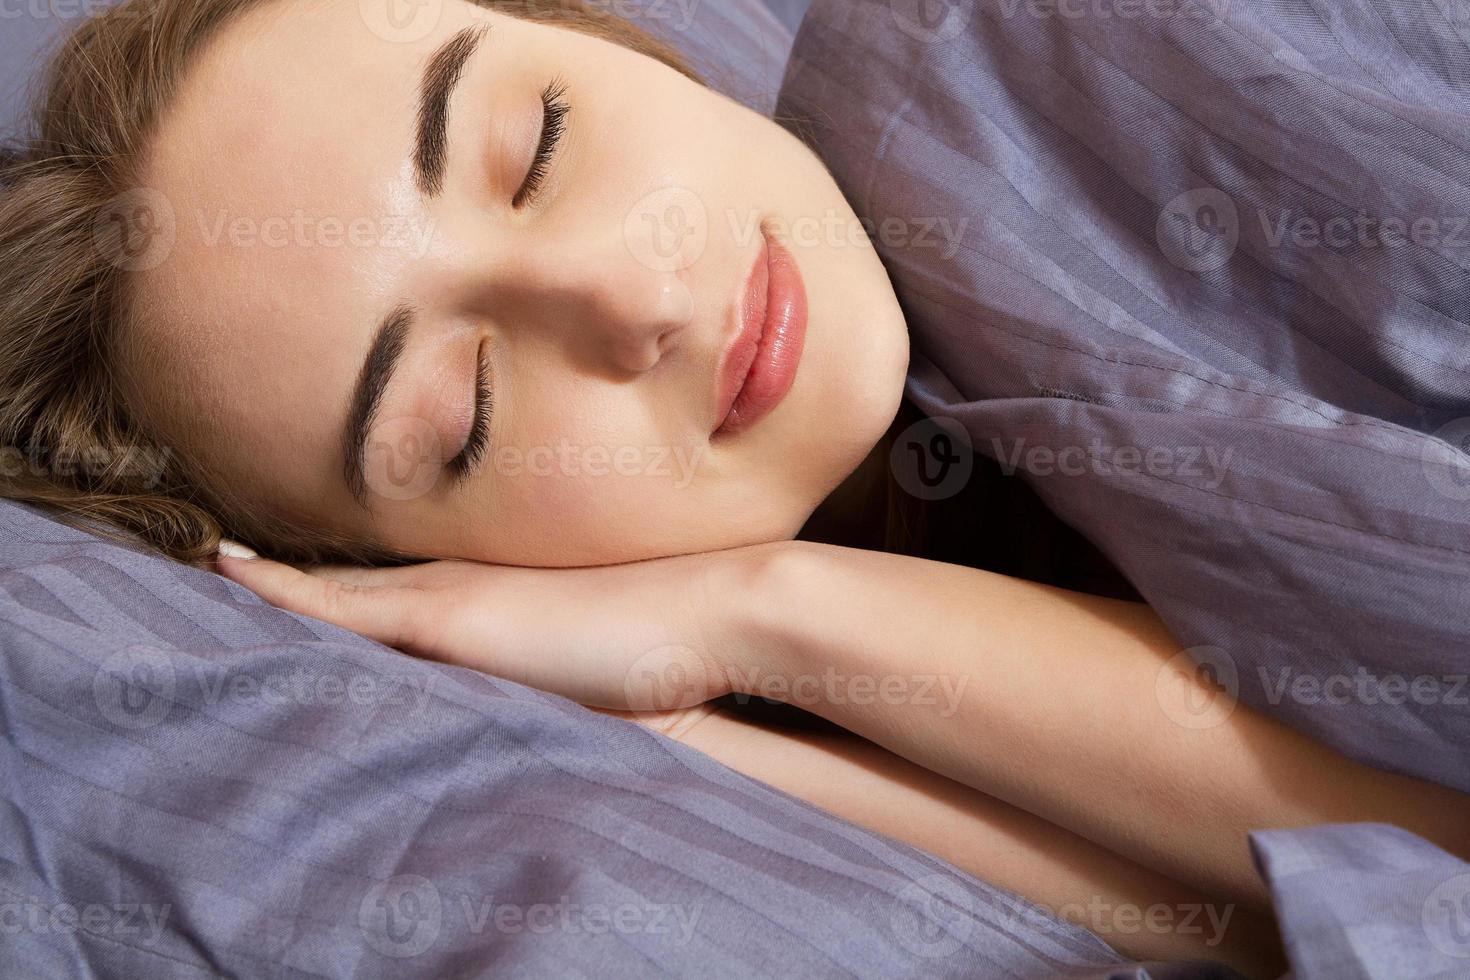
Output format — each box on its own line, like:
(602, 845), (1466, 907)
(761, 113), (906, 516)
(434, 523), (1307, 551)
(214, 543), (427, 652)
(295, 562), (417, 588)
(298, 560), (470, 592)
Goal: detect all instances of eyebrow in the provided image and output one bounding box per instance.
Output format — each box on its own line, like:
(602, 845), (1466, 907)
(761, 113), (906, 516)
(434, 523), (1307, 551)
(342, 304), (414, 506)
(341, 25), (488, 506)
(415, 23), (488, 197)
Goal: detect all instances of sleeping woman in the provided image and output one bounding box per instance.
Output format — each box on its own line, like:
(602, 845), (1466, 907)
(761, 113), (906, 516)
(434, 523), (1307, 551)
(2, 0), (1468, 975)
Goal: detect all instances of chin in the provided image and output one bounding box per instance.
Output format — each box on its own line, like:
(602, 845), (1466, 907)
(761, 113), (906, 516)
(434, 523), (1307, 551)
(855, 296), (912, 452)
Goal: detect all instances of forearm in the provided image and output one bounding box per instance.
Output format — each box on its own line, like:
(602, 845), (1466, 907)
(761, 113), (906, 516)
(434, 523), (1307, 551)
(737, 541), (1470, 910)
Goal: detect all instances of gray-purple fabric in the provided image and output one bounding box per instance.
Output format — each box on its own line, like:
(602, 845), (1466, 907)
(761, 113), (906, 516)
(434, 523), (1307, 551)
(1251, 824), (1470, 978)
(775, 0), (1470, 974)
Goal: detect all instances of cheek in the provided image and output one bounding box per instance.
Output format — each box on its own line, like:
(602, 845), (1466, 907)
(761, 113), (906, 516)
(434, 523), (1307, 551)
(482, 399), (701, 563)
(487, 463), (698, 565)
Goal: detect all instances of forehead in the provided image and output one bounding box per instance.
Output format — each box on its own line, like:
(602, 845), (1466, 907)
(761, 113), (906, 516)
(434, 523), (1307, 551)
(140, 0), (484, 326)
(147, 0), (444, 309)
(129, 0), (486, 498)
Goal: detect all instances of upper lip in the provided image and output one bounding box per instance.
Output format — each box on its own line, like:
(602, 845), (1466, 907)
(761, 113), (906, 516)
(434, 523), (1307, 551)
(712, 231), (771, 431)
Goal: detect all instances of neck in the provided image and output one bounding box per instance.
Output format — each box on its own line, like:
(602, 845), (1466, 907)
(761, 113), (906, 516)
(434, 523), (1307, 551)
(796, 399), (918, 553)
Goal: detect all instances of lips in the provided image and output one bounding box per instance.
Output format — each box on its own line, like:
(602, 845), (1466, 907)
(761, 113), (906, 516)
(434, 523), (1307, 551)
(712, 226), (808, 436)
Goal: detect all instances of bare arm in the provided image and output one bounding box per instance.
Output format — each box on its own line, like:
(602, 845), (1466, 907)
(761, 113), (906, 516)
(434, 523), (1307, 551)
(729, 541), (1470, 913)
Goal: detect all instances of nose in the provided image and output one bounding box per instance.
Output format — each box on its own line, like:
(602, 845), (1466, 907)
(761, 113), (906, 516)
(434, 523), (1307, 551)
(455, 217), (696, 376)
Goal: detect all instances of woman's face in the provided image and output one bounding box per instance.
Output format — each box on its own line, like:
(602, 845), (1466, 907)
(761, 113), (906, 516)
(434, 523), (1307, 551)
(124, 0), (909, 566)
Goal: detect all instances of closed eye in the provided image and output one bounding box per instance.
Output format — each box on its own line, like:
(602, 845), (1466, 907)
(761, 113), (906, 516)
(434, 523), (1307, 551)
(447, 339), (492, 481)
(512, 76), (570, 209)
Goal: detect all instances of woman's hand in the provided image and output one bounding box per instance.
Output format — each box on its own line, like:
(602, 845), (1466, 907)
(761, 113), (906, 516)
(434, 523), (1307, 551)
(211, 540), (785, 711)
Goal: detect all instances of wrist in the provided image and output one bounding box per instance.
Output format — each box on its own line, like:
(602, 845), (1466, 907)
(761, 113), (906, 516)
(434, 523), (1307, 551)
(711, 538), (824, 699)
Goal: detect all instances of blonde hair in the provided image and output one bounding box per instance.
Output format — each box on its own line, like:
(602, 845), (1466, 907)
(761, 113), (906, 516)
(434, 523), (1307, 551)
(0, 0), (699, 566)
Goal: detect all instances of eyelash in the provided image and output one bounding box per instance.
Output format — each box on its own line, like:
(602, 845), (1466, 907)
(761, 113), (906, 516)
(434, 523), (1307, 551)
(511, 76), (570, 209)
(447, 342), (493, 482)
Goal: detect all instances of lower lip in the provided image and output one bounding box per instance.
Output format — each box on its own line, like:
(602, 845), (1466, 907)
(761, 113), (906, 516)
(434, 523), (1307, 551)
(713, 229), (808, 437)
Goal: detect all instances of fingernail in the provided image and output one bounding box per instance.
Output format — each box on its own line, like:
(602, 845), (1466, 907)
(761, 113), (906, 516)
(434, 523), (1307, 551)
(218, 539), (258, 561)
